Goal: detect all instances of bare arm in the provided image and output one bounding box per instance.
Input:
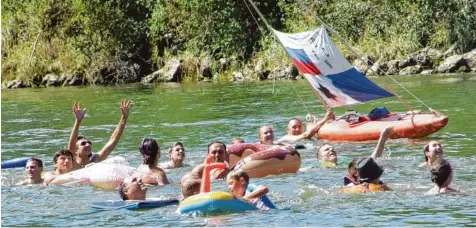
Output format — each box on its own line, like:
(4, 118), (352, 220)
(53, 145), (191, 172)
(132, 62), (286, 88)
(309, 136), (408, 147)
(300, 110), (335, 140)
(67, 102), (86, 153)
(95, 99), (132, 162)
(243, 185), (269, 200)
(370, 127), (392, 159)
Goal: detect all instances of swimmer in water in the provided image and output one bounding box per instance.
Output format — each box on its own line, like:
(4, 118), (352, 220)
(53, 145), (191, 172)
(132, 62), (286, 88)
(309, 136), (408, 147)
(44, 149), (75, 185)
(119, 176), (147, 200)
(318, 127), (392, 168)
(133, 138), (170, 185)
(258, 126), (275, 145)
(205, 141), (230, 179)
(426, 158), (462, 195)
(161, 142), (186, 169)
(226, 169), (271, 210)
(276, 110), (335, 145)
(419, 141), (444, 167)
(67, 99), (132, 169)
(231, 138), (245, 144)
(17, 157), (44, 185)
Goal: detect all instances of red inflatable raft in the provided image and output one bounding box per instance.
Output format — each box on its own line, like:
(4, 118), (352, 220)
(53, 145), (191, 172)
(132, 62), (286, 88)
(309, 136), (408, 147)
(228, 143), (301, 178)
(315, 112), (448, 141)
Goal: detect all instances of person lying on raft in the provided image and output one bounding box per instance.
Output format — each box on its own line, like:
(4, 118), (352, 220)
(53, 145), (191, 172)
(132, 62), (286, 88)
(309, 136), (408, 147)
(132, 138), (170, 185)
(180, 164), (205, 200)
(276, 110), (335, 146)
(205, 141), (230, 179)
(343, 127), (392, 185)
(419, 141), (444, 168)
(226, 169), (271, 210)
(119, 176), (147, 200)
(160, 142), (186, 169)
(67, 99), (132, 169)
(17, 157), (44, 185)
(426, 158), (462, 195)
(44, 150), (75, 185)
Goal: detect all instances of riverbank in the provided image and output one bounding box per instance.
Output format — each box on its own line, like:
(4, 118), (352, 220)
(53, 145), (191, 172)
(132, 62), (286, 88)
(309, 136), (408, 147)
(3, 47), (476, 89)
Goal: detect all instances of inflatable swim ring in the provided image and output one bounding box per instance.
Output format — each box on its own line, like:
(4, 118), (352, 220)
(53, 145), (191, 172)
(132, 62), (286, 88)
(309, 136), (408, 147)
(338, 183), (391, 194)
(50, 156), (135, 189)
(227, 143), (271, 167)
(178, 162), (274, 214)
(1, 157), (30, 169)
(178, 191), (257, 214)
(232, 146), (301, 178)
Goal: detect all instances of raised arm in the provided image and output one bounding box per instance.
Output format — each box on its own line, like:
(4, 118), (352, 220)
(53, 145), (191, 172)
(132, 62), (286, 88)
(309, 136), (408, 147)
(370, 127), (392, 159)
(95, 99), (132, 162)
(243, 185), (269, 201)
(67, 102), (86, 153)
(300, 110), (335, 140)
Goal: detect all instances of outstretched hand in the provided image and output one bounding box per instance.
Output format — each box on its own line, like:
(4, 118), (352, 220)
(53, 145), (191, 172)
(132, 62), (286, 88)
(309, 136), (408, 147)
(73, 102), (86, 121)
(120, 99), (133, 118)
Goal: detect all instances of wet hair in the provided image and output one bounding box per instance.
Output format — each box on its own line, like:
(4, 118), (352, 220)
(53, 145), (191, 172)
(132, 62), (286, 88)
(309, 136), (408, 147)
(348, 158), (359, 172)
(227, 169), (249, 183)
(53, 149), (74, 164)
(207, 141), (227, 154)
(423, 143), (430, 162)
(181, 178), (201, 199)
(168, 142), (184, 154)
(431, 158), (452, 187)
(118, 182), (129, 200)
(232, 138), (245, 144)
(77, 136), (87, 141)
(316, 143), (332, 159)
(27, 157), (43, 168)
(139, 138), (160, 167)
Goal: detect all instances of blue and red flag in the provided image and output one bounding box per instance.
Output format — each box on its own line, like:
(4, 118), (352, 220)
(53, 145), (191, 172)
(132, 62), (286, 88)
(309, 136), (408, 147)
(273, 27), (394, 107)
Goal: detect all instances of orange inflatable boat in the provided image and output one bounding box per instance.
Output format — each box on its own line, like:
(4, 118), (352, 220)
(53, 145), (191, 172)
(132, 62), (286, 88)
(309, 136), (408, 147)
(315, 112), (448, 142)
(230, 144), (301, 178)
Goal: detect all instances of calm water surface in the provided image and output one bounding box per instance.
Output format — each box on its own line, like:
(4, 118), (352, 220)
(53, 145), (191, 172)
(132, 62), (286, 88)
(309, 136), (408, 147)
(2, 74), (476, 226)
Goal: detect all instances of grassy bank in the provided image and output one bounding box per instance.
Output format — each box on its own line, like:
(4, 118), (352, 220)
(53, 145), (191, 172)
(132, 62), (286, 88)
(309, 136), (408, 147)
(2, 0), (475, 86)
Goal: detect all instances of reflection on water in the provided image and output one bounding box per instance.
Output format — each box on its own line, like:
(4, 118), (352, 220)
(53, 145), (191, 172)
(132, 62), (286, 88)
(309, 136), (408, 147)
(2, 74), (476, 226)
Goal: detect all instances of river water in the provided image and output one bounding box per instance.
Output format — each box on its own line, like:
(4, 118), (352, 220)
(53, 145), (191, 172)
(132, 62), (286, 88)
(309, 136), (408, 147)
(2, 74), (476, 226)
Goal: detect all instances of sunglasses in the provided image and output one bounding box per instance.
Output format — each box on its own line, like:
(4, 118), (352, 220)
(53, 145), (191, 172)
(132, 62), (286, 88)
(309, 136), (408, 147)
(80, 140), (92, 146)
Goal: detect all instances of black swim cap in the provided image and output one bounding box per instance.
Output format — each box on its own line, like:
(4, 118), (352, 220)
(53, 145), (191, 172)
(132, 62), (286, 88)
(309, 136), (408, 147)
(357, 157), (384, 182)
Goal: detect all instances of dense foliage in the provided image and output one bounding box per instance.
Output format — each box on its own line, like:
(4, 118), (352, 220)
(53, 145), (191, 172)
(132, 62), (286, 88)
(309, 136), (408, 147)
(2, 0), (475, 84)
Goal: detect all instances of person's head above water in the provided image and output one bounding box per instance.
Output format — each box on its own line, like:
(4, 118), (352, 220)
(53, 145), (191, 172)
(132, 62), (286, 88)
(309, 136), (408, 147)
(139, 138), (160, 167)
(357, 157), (383, 184)
(75, 136), (92, 158)
(25, 157), (43, 184)
(119, 176), (147, 200)
(431, 158), (453, 188)
(423, 141), (443, 165)
(168, 142), (185, 167)
(317, 144), (337, 164)
(286, 118), (304, 136)
(207, 141), (227, 163)
(226, 169), (250, 197)
(53, 149), (74, 174)
(258, 126), (275, 145)
(231, 138), (245, 144)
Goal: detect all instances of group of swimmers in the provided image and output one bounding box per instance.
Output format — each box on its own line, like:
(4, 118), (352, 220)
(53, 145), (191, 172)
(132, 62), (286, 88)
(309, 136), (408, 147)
(17, 100), (461, 210)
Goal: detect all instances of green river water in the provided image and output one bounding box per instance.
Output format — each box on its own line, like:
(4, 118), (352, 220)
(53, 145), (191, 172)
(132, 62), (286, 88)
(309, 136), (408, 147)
(2, 74), (476, 226)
